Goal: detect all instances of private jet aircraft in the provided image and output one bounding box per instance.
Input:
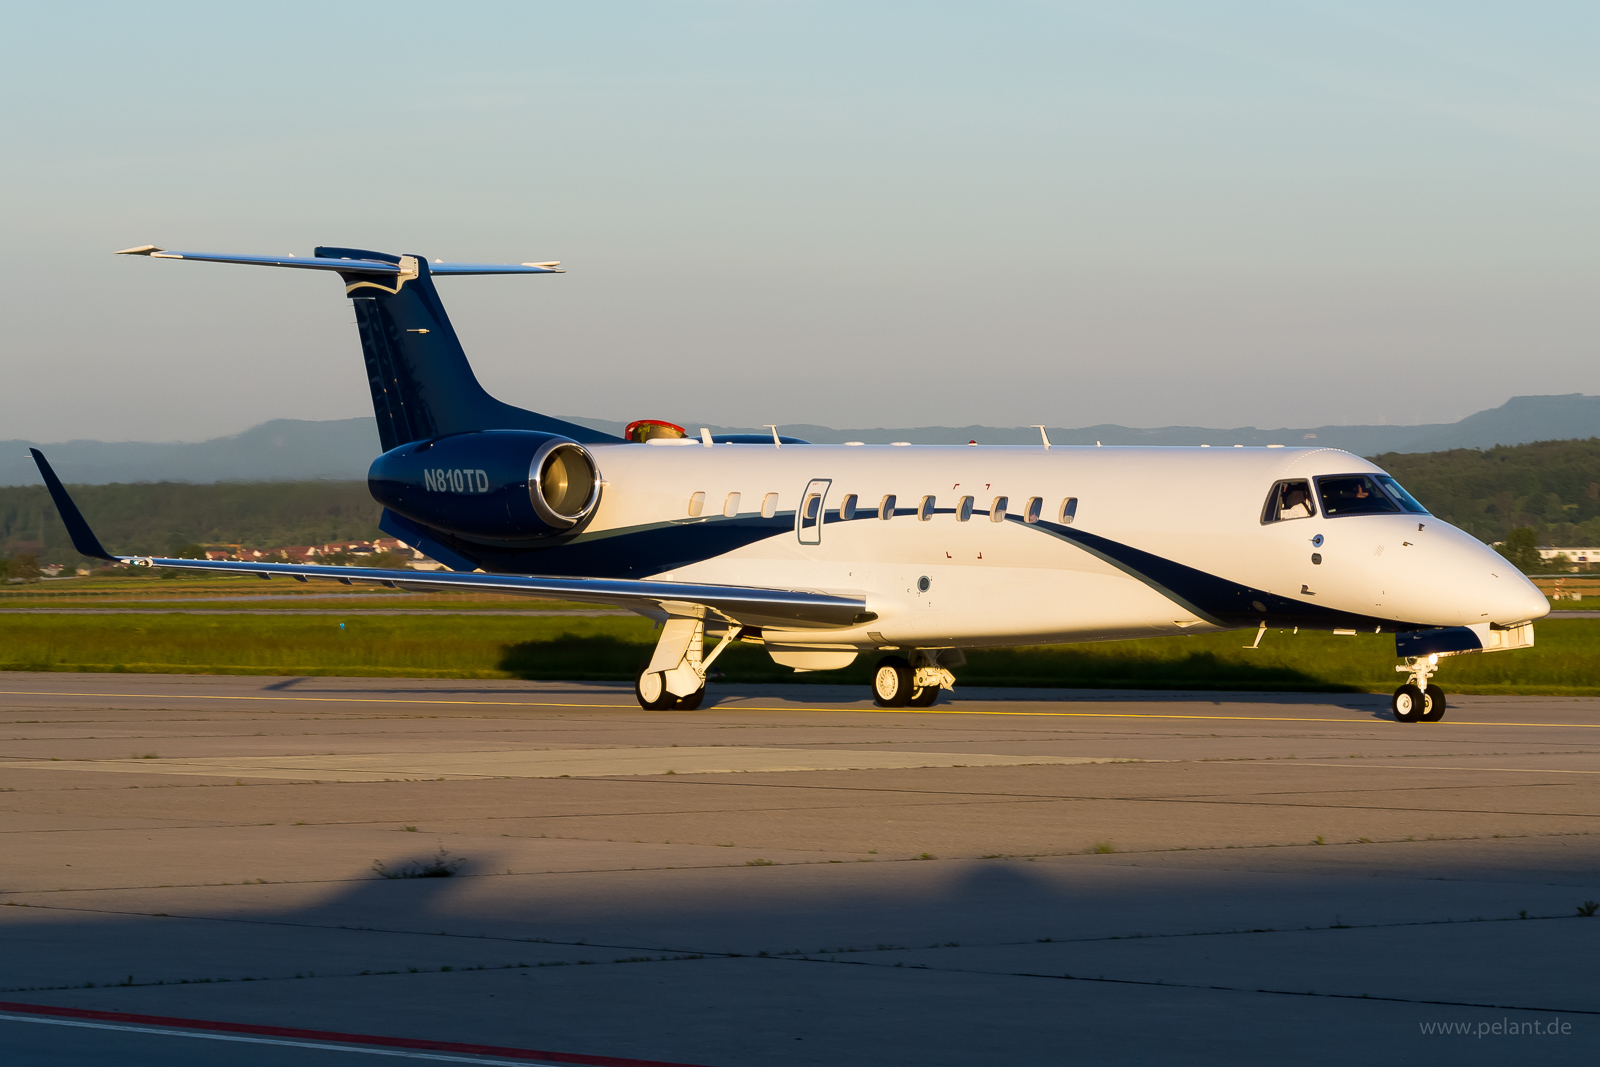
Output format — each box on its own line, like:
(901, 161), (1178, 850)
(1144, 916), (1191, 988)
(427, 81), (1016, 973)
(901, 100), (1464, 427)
(31, 246), (1549, 721)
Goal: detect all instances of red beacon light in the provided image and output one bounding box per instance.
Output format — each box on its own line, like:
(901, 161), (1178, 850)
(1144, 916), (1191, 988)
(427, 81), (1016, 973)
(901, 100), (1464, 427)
(624, 419), (688, 443)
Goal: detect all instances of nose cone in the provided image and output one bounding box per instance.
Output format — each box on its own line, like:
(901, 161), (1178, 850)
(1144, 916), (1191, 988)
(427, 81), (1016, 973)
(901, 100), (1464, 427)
(1490, 566), (1550, 626)
(1372, 520), (1550, 627)
(1435, 529), (1549, 626)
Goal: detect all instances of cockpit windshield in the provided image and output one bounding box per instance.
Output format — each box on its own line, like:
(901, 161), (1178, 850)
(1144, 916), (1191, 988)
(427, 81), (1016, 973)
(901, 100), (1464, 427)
(1373, 475), (1429, 514)
(1316, 474), (1429, 518)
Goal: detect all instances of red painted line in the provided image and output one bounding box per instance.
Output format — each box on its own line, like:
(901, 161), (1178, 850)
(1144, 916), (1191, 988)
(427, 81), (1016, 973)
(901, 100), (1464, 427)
(0, 1000), (710, 1066)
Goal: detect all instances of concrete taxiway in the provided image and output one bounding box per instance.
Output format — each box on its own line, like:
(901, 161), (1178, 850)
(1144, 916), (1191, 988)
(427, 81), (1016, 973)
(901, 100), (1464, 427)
(0, 672), (1596, 1065)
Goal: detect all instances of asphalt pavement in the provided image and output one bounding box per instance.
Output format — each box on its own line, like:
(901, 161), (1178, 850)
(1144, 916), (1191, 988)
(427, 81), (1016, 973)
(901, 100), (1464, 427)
(1, 673), (1596, 1065)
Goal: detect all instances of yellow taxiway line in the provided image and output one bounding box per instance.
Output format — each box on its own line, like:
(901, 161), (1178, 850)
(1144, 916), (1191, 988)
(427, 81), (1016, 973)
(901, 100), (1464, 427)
(0, 689), (1597, 729)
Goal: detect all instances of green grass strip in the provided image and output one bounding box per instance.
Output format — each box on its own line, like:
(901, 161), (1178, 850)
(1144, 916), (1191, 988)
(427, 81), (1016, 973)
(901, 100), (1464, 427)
(1, 614), (1595, 695)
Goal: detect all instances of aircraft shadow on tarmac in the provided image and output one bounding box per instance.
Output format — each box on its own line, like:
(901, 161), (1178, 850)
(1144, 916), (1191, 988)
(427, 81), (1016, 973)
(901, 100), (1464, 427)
(7, 841), (1590, 997)
(3, 859), (1207, 994)
(6, 816), (1599, 1065)
(248, 675), (1390, 715)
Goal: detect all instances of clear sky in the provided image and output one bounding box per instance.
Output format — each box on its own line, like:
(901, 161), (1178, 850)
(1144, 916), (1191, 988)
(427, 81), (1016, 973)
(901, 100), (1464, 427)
(2, 2), (1596, 442)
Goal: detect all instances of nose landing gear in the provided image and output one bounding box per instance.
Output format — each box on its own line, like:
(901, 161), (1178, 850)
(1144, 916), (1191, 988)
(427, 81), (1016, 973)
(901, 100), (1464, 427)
(1392, 655), (1446, 723)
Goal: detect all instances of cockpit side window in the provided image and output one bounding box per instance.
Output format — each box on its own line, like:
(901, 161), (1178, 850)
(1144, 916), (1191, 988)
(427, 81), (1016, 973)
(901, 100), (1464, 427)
(1262, 479), (1316, 523)
(1316, 474), (1401, 517)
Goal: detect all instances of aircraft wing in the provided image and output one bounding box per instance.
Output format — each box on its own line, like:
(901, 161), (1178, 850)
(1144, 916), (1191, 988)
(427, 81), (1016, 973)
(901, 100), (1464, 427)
(28, 449), (872, 631)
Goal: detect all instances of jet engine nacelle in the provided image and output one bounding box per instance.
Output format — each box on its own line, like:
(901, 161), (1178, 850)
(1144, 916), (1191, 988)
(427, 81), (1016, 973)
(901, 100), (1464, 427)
(368, 431), (601, 543)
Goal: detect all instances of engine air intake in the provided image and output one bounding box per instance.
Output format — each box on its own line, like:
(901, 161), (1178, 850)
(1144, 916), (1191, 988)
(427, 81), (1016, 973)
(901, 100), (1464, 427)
(531, 439), (600, 527)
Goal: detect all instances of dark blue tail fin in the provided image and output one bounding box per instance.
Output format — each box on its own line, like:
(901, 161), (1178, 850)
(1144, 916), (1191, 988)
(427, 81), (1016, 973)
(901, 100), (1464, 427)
(314, 247), (616, 451)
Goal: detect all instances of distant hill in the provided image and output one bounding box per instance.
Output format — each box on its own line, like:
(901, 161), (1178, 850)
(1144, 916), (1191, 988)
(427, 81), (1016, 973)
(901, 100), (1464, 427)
(0, 419), (382, 486)
(5, 394), (1599, 485)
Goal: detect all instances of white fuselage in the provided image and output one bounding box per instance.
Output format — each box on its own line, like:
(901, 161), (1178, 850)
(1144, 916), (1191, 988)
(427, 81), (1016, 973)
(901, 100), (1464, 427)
(572, 442), (1547, 650)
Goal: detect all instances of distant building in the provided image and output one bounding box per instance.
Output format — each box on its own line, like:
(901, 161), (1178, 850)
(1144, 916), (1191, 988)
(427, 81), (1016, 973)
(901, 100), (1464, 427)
(1539, 547), (1600, 564)
(209, 537), (452, 572)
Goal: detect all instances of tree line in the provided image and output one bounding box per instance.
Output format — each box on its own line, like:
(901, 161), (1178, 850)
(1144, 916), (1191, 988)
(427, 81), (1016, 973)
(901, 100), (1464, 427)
(1376, 438), (1600, 571)
(0, 481), (382, 564)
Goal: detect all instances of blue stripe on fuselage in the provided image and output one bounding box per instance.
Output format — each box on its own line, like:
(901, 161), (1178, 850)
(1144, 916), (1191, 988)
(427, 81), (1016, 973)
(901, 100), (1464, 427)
(432, 507), (1424, 632)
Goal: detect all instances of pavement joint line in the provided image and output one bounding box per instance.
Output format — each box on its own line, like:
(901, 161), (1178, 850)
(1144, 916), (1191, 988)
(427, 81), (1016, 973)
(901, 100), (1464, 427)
(3, 691), (1599, 728)
(0, 902), (736, 958)
(7, 754), (1599, 819)
(0, 1004), (707, 1066)
(768, 953), (1600, 1016)
(12, 908), (1600, 1023)
(9, 757), (1598, 818)
(5, 829), (1595, 900)
(7, 901), (1596, 976)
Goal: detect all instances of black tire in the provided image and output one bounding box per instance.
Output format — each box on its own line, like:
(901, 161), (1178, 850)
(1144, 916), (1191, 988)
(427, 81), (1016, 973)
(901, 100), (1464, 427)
(635, 669), (677, 711)
(907, 685), (941, 707)
(1421, 685), (1446, 722)
(674, 686), (706, 711)
(1391, 684), (1424, 723)
(872, 656), (913, 707)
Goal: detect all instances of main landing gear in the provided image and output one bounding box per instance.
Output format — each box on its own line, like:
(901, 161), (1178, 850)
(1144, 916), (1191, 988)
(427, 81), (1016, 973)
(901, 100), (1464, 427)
(635, 668), (705, 711)
(634, 616), (740, 711)
(1391, 654), (1446, 723)
(871, 650), (960, 708)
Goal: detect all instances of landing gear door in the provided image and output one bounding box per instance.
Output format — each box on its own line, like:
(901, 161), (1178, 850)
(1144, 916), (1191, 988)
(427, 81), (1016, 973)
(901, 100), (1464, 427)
(797, 479), (831, 545)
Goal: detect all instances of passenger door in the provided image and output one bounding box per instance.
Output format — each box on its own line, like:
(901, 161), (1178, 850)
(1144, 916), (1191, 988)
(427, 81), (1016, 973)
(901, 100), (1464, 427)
(797, 479), (831, 545)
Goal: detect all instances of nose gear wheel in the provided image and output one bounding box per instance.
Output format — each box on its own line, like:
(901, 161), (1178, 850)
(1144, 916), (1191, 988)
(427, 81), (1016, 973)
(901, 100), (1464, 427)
(1391, 683), (1425, 723)
(1393, 656), (1447, 723)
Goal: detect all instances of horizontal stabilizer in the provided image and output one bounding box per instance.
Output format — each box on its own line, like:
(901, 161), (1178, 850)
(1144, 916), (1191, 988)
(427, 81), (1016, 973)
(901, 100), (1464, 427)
(114, 246), (563, 274)
(117, 242), (609, 449)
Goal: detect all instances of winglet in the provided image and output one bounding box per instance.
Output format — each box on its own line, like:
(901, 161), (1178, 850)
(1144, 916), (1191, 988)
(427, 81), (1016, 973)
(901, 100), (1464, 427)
(28, 449), (116, 561)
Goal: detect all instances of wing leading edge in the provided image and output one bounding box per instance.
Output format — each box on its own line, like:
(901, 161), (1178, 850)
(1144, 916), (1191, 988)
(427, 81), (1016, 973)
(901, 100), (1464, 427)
(28, 450), (872, 631)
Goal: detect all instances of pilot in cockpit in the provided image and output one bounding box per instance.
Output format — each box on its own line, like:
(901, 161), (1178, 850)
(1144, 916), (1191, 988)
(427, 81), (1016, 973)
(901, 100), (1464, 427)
(1277, 481), (1314, 520)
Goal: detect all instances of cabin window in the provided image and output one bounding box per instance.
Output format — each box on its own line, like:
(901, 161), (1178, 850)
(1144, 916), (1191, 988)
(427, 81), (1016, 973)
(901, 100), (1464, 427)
(1314, 475), (1407, 518)
(1058, 497), (1078, 525)
(1024, 496), (1043, 524)
(761, 492), (778, 518)
(687, 491), (705, 517)
(990, 496), (1008, 522)
(723, 492), (741, 517)
(1262, 480), (1315, 523)
(918, 495), (935, 521)
(839, 494), (857, 520)
(803, 493), (822, 522)
(958, 496), (974, 521)
(878, 494), (896, 520)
